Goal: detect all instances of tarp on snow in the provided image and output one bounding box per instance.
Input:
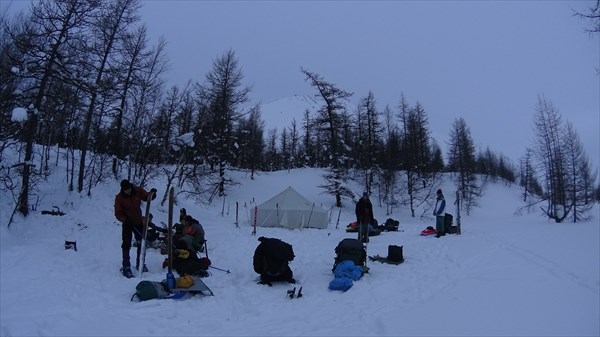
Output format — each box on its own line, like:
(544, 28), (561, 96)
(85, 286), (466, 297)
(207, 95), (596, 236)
(254, 186), (329, 229)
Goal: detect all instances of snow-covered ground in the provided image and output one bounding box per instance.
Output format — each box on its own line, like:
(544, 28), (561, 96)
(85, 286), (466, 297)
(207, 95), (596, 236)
(1, 166), (598, 337)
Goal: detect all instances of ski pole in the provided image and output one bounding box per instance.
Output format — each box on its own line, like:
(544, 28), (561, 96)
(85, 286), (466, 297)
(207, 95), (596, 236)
(209, 265), (230, 273)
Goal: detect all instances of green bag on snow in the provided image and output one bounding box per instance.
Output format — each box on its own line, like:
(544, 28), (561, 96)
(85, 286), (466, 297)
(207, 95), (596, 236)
(131, 280), (170, 301)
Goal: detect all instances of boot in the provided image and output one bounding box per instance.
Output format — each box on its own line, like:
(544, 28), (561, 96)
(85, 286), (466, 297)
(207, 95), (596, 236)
(121, 266), (133, 278)
(135, 264), (149, 272)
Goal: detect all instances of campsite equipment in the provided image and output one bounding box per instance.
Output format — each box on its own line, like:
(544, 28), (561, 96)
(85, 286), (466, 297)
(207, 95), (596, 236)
(131, 278), (214, 301)
(253, 236), (295, 285)
(143, 186), (213, 299)
(369, 245), (405, 265)
(64, 240), (77, 251)
(203, 240), (229, 273)
(42, 206), (65, 216)
(170, 277), (214, 296)
(346, 221), (382, 236)
(139, 189), (155, 279)
(420, 226), (437, 236)
(335, 207), (342, 229)
(455, 191), (462, 235)
(166, 187), (175, 290)
(254, 186), (328, 229)
(209, 265), (230, 273)
(329, 260), (366, 291)
(131, 280), (170, 301)
(383, 218), (400, 231)
(287, 286), (303, 299)
(444, 213), (453, 234)
(332, 238), (366, 272)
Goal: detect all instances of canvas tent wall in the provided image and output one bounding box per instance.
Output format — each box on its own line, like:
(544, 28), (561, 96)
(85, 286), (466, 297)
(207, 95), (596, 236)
(254, 186), (329, 229)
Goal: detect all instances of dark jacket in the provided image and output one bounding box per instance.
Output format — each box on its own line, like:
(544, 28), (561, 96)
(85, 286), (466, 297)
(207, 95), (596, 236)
(355, 197), (374, 225)
(114, 186), (151, 225)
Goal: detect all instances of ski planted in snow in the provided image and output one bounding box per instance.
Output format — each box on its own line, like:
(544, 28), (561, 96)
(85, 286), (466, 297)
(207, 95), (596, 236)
(166, 187), (176, 290)
(139, 189), (155, 279)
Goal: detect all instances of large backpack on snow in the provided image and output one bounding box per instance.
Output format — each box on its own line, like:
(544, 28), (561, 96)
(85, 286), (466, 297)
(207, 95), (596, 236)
(332, 238), (366, 271)
(253, 237), (295, 284)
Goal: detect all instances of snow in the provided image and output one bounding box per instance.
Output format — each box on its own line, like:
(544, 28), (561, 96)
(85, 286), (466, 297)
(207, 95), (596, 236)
(10, 107), (27, 123)
(1, 154), (598, 336)
(172, 132), (195, 151)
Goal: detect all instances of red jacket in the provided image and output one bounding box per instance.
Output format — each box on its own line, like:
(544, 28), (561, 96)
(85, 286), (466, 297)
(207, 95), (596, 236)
(114, 186), (150, 225)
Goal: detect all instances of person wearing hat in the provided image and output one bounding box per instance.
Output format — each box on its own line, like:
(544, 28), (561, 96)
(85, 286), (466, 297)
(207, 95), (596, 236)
(355, 192), (374, 243)
(433, 189), (446, 238)
(114, 179), (157, 278)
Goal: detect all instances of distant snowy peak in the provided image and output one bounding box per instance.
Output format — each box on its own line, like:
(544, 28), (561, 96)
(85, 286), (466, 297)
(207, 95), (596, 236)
(260, 95), (319, 132)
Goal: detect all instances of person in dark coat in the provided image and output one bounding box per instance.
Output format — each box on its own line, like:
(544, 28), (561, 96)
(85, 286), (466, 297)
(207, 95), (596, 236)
(355, 192), (374, 243)
(114, 179), (156, 277)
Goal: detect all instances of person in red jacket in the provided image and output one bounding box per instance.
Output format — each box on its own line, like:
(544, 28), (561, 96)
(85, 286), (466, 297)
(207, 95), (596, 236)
(114, 179), (156, 278)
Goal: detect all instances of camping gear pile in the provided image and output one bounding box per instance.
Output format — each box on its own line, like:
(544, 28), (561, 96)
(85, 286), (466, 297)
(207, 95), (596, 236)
(346, 217), (401, 237)
(130, 186), (463, 301)
(132, 187), (214, 302)
(420, 213), (460, 237)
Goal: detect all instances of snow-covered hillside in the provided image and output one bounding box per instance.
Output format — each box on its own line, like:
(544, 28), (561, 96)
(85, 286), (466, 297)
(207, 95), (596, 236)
(1, 167), (598, 337)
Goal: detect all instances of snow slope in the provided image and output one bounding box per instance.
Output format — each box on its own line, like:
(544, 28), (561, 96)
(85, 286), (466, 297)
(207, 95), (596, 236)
(1, 167), (598, 337)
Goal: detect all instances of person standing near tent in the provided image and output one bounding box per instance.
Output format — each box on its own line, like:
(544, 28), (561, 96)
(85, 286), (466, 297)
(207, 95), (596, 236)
(355, 192), (374, 243)
(433, 189), (446, 238)
(114, 179), (156, 278)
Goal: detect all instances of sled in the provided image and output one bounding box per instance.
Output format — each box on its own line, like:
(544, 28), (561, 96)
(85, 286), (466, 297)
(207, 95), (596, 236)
(420, 226), (437, 236)
(168, 276), (214, 296)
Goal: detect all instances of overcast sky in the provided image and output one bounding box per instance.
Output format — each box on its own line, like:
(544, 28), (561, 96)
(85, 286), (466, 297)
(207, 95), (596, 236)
(138, 0), (599, 168)
(4, 0), (599, 169)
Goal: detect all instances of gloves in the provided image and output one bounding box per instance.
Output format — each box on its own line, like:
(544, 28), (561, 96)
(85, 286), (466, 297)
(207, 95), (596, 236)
(150, 188), (157, 200)
(199, 257), (211, 269)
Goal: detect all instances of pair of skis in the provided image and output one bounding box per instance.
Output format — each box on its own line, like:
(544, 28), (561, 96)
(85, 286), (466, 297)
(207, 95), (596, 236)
(287, 286), (303, 299)
(138, 189), (155, 279)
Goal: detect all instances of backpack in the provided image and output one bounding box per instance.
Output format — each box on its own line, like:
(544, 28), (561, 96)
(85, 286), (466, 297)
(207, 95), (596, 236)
(444, 213), (453, 233)
(333, 238), (366, 271)
(253, 237), (295, 283)
(384, 218), (399, 231)
(131, 281), (170, 301)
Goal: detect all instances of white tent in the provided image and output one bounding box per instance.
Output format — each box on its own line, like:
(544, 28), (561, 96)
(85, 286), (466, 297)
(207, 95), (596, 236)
(254, 186), (329, 229)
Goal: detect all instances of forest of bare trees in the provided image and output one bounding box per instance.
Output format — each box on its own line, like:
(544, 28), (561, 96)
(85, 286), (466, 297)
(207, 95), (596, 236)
(1, 0), (598, 225)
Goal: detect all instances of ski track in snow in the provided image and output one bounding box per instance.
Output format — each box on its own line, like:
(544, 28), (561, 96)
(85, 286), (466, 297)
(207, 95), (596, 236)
(470, 229), (599, 296)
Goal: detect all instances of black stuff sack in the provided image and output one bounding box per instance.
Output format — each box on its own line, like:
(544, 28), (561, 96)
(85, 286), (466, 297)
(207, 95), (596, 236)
(387, 245), (404, 263)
